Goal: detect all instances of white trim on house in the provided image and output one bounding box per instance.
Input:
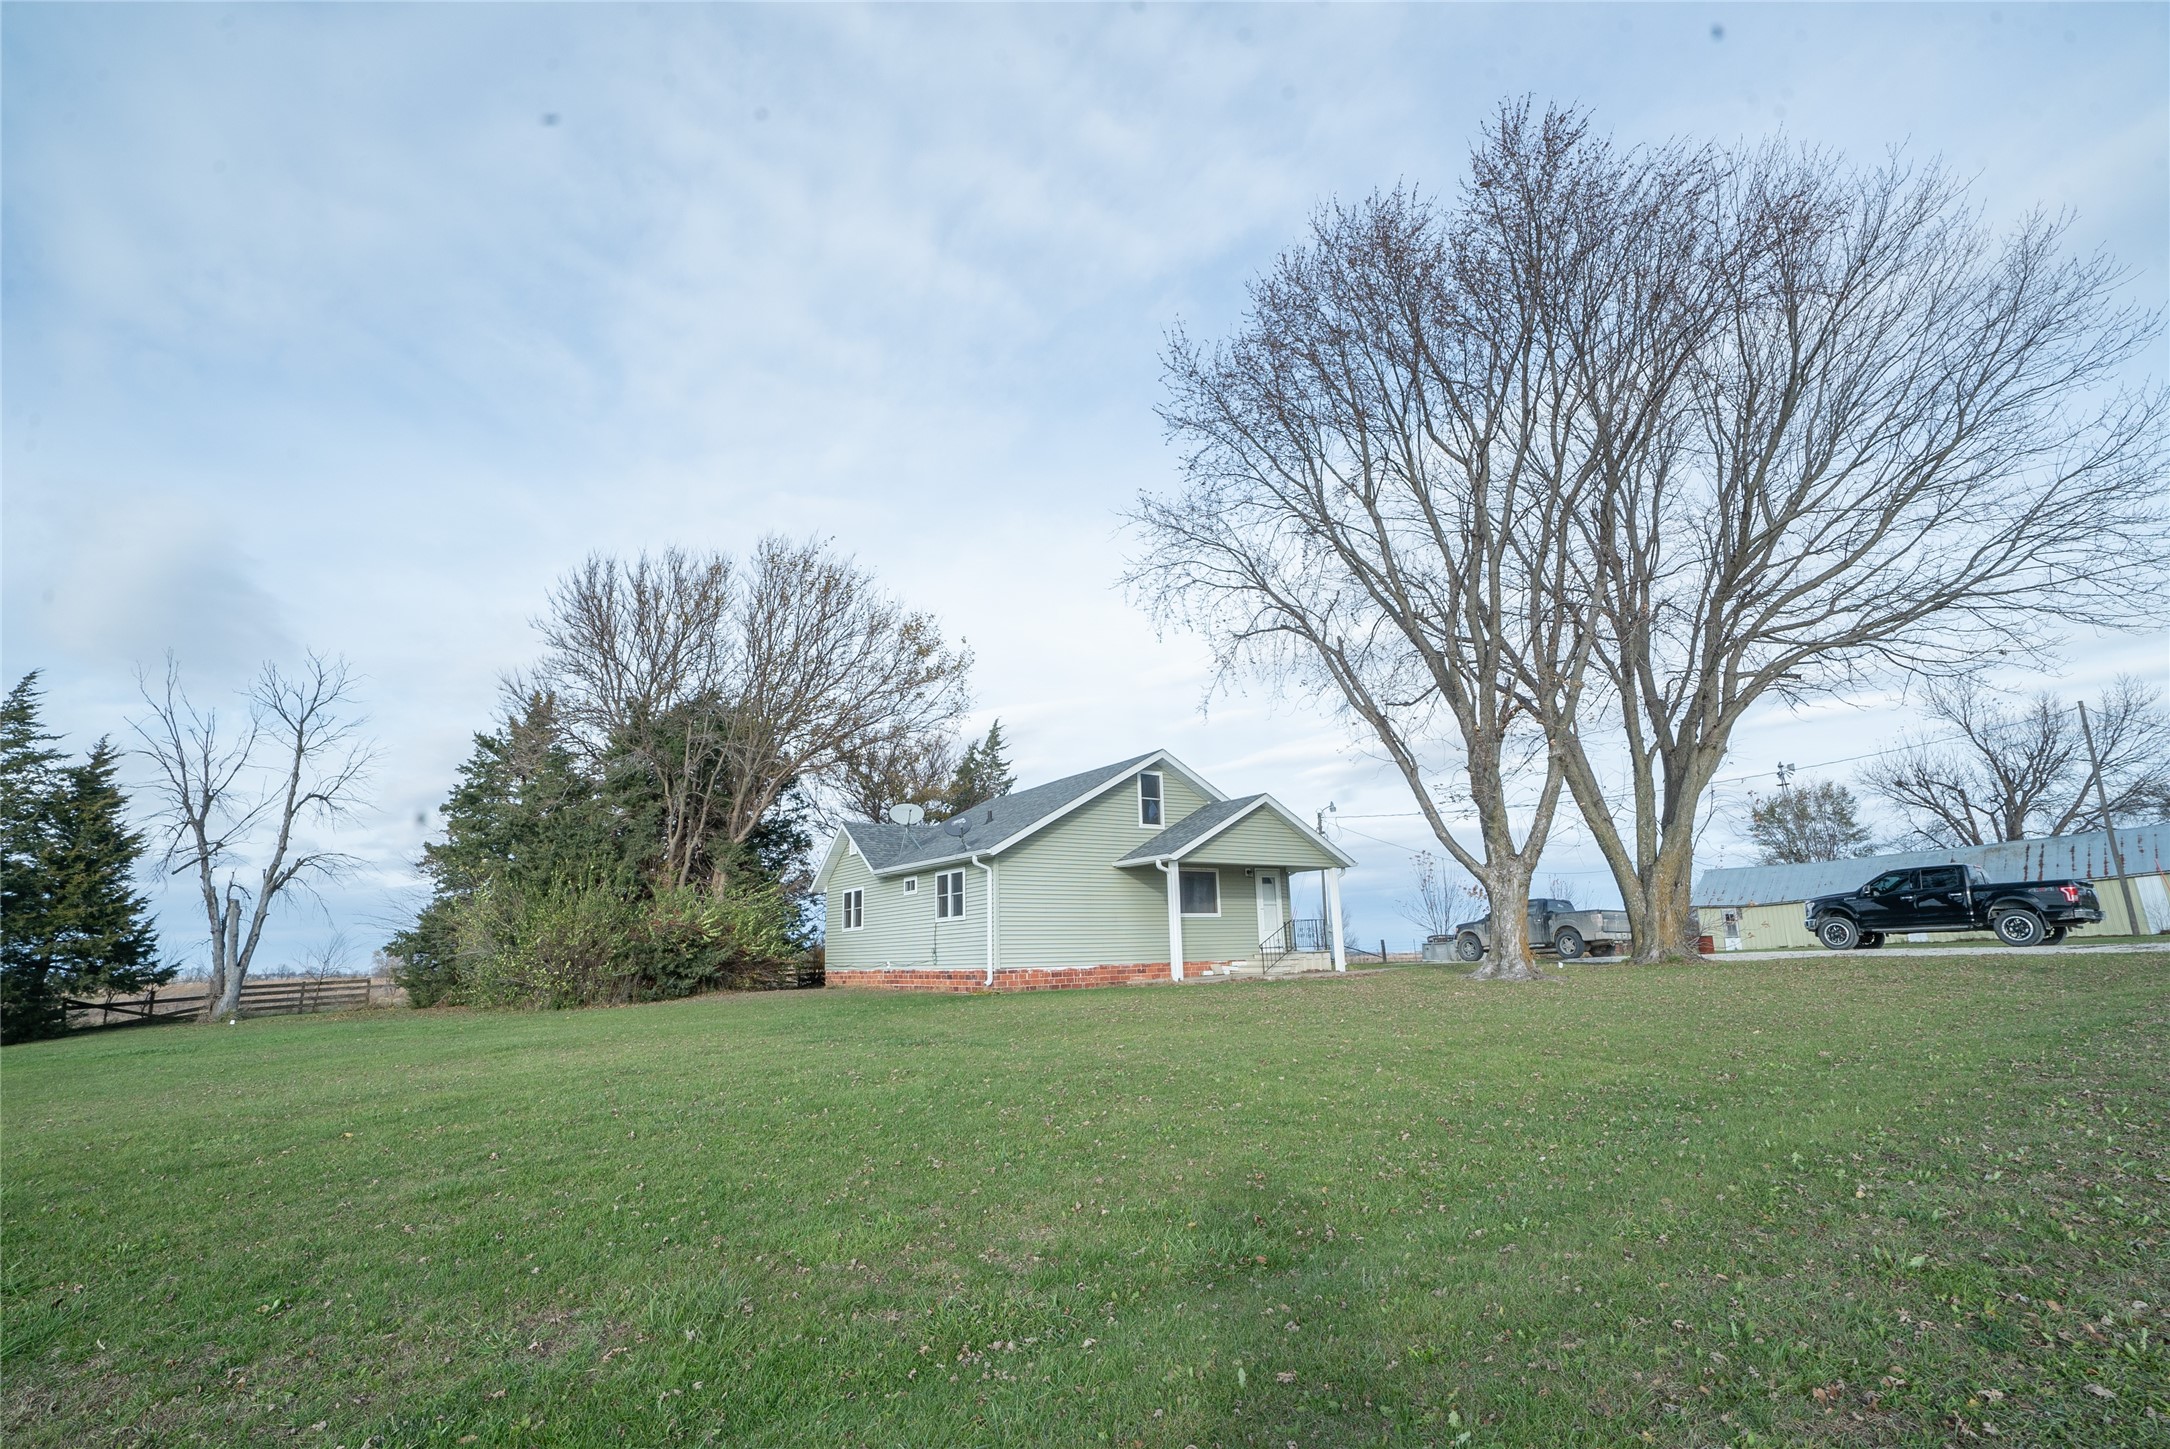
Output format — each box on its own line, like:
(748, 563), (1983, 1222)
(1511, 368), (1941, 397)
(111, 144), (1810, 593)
(1113, 793), (1357, 870)
(902, 877), (918, 894)
(840, 888), (864, 931)
(1178, 867), (1222, 917)
(935, 869), (966, 919)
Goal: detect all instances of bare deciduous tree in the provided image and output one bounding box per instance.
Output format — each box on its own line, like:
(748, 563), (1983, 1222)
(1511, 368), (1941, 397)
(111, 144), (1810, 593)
(1860, 675), (2170, 846)
(1140, 102), (2166, 970)
(1513, 118), (2170, 960)
(1398, 850), (1471, 941)
(133, 655), (375, 1020)
(529, 537), (972, 887)
(1132, 138), (1654, 978)
(837, 731), (960, 824)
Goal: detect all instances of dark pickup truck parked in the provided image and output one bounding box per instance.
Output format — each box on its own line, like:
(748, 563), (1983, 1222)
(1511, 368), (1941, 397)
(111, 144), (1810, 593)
(1806, 864), (2102, 950)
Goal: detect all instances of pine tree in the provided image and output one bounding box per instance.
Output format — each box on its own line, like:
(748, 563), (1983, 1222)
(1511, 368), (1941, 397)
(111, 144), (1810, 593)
(943, 720), (1017, 815)
(1, 675), (67, 1040)
(1, 678), (168, 1043)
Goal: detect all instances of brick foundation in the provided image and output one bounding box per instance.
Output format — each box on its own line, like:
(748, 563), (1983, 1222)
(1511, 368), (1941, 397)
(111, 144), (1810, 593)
(825, 960), (1235, 994)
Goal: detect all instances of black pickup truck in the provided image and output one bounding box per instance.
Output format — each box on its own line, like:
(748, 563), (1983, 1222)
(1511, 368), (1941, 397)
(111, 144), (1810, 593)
(1805, 863), (2101, 950)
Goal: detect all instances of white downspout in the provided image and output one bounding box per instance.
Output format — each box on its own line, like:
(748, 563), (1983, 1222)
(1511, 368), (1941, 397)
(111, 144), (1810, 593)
(1327, 866), (1347, 971)
(972, 855), (997, 986)
(1158, 858), (1185, 982)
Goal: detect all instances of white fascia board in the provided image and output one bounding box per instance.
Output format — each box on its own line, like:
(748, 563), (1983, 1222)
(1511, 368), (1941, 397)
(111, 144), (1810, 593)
(859, 750), (1228, 878)
(810, 830), (856, 893)
(1120, 793), (1357, 869)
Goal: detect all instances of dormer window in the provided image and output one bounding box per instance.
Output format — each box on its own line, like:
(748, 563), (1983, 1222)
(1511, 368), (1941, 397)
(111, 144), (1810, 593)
(1138, 771), (1163, 826)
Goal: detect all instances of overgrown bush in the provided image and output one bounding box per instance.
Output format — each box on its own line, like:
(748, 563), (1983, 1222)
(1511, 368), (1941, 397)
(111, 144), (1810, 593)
(394, 877), (802, 1010)
(388, 694), (817, 1011)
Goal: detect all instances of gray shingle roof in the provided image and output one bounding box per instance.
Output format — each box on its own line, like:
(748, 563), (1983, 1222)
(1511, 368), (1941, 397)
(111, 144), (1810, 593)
(1691, 823), (2170, 907)
(1113, 795), (1267, 865)
(837, 752), (1161, 875)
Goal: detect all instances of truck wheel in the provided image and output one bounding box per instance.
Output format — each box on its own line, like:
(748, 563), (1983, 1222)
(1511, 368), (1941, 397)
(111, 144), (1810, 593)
(1993, 910), (2047, 947)
(2045, 926), (2068, 945)
(1816, 916), (1859, 951)
(1857, 932), (1885, 949)
(1454, 932), (1484, 962)
(1553, 927), (1586, 960)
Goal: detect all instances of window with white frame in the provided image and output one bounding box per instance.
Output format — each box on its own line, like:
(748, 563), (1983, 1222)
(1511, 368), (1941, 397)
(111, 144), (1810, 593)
(935, 870), (965, 919)
(902, 877), (918, 894)
(1179, 868), (1219, 916)
(1138, 771), (1163, 826)
(840, 888), (864, 930)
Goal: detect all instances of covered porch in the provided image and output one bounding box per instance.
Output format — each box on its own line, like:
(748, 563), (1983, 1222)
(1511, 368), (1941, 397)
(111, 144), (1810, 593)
(1114, 793), (1357, 981)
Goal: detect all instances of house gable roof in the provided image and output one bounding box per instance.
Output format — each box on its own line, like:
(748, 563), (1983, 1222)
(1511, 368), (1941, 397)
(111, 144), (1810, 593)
(816, 750), (1224, 884)
(1113, 793), (1355, 869)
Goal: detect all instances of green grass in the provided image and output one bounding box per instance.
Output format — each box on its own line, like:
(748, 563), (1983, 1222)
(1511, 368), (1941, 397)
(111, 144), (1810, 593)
(4, 955), (2165, 1448)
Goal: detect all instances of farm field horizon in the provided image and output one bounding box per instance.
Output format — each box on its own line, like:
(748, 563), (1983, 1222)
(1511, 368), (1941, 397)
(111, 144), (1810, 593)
(4, 955), (2164, 1448)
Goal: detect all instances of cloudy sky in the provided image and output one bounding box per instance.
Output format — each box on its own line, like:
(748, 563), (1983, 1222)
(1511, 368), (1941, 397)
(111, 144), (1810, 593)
(5, 2), (2165, 968)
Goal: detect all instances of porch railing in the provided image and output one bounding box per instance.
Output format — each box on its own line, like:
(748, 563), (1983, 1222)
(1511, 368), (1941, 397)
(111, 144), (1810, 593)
(1259, 917), (1331, 967)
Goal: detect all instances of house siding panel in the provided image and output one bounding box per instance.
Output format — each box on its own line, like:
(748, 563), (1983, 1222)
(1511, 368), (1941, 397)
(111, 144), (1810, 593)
(822, 844), (987, 972)
(1182, 811), (1345, 871)
(997, 771), (1255, 969)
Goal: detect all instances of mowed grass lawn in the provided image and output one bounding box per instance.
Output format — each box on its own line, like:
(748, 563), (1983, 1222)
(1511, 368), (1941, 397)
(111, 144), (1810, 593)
(4, 955), (2165, 1448)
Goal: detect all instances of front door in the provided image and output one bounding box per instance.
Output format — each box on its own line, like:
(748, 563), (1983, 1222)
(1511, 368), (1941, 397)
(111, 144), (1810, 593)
(1256, 872), (1285, 949)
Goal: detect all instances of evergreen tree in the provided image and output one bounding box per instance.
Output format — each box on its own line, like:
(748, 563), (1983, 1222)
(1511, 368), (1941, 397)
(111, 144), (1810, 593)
(390, 692), (812, 1008)
(1, 677), (168, 1043)
(943, 720), (1016, 815)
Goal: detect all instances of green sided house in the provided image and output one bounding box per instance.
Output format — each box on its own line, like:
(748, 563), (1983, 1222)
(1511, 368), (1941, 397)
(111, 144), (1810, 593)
(814, 750), (1357, 991)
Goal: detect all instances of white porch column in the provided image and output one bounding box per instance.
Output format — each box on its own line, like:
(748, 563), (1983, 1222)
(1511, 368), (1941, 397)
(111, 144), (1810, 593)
(1326, 867), (1347, 971)
(1160, 859), (1185, 981)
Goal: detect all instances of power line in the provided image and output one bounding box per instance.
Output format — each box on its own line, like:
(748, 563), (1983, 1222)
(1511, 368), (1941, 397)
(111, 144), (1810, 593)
(1332, 730), (1970, 822)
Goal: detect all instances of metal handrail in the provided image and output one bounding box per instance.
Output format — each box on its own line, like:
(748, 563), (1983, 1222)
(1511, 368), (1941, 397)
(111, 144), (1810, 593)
(1259, 917), (1330, 967)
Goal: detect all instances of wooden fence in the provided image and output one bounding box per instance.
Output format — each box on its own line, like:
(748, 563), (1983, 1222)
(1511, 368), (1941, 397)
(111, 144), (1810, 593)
(64, 976), (390, 1031)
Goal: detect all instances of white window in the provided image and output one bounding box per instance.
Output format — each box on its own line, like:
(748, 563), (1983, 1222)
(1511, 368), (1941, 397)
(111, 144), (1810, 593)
(936, 870), (966, 919)
(1179, 868), (1220, 916)
(840, 888), (864, 931)
(1139, 771), (1163, 826)
(902, 877), (918, 894)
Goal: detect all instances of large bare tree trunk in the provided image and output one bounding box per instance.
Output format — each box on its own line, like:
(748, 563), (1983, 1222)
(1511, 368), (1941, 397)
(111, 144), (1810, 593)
(1467, 855), (1545, 982)
(212, 899), (242, 1019)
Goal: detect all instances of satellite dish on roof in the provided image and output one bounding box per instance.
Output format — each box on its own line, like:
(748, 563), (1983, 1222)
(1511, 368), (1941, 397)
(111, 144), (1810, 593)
(888, 802), (926, 825)
(941, 817), (973, 838)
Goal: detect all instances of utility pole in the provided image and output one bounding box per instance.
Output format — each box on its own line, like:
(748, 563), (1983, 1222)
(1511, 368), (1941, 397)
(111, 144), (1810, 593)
(2076, 701), (2142, 936)
(1316, 803), (1336, 947)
